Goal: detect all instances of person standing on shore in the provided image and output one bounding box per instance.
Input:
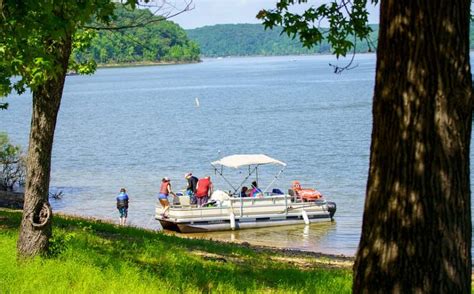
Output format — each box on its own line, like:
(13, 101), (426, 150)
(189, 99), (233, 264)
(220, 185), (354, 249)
(195, 176), (213, 207)
(116, 188), (129, 226)
(184, 172), (198, 204)
(158, 177), (176, 218)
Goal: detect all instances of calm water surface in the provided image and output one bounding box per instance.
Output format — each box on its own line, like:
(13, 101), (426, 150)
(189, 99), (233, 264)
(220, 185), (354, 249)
(2, 54), (470, 256)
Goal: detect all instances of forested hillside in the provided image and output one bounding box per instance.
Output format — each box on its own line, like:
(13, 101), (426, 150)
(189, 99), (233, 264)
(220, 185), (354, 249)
(186, 24), (378, 57)
(75, 11), (474, 62)
(74, 6), (200, 65)
(188, 23), (474, 57)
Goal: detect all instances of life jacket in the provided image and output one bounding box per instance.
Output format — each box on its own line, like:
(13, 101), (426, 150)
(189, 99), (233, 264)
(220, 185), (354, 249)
(160, 181), (170, 195)
(292, 181), (322, 199)
(298, 189), (322, 199)
(196, 178), (211, 197)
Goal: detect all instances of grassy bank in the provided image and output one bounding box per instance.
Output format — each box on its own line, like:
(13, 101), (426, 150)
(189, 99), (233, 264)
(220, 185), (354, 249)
(0, 209), (352, 293)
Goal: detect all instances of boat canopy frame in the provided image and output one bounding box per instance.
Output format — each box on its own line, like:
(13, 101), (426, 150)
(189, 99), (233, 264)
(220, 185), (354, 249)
(211, 154), (287, 195)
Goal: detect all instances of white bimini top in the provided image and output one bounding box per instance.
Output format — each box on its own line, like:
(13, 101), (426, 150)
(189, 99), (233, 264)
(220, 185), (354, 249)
(211, 154), (286, 168)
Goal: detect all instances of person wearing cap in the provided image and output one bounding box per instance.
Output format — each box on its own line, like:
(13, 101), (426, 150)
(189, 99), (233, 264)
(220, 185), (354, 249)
(195, 176), (213, 207)
(184, 172), (198, 204)
(158, 177), (176, 218)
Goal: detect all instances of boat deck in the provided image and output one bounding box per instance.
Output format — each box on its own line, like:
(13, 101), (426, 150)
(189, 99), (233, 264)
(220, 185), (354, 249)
(156, 194), (336, 233)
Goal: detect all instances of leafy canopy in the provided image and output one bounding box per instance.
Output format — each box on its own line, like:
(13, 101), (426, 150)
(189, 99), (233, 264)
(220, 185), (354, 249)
(74, 6), (200, 64)
(257, 0), (377, 57)
(0, 0), (140, 108)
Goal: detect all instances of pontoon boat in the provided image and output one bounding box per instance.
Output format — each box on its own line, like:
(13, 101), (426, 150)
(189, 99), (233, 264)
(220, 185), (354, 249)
(156, 154), (336, 233)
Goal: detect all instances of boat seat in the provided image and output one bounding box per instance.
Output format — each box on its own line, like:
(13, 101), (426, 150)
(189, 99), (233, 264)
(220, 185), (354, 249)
(178, 196), (191, 207)
(288, 188), (300, 202)
(272, 188), (284, 195)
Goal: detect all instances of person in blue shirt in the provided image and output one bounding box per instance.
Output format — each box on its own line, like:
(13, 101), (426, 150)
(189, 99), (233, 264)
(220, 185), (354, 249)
(116, 188), (129, 226)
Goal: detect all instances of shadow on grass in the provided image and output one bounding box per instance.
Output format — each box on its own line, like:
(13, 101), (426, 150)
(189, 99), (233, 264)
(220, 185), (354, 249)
(0, 209), (22, 230)
(0, 209), (351, 293)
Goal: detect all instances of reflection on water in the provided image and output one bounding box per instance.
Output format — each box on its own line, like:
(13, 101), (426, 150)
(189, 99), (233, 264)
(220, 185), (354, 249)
(177, 221), (338, 253)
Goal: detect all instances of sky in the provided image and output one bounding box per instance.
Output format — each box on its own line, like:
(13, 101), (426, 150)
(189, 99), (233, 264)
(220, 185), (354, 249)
(163, 0), (380, 30)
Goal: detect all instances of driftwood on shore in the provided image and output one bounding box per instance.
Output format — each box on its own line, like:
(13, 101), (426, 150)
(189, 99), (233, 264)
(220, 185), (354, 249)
(0, 190), (24, 209)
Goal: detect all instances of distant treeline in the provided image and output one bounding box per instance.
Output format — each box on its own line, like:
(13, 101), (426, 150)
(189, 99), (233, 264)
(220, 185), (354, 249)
(74, 6), (200, 65)
(186, 23), (378, 57)
(75, 10), (474, 63)
(187, 23), (474, 57)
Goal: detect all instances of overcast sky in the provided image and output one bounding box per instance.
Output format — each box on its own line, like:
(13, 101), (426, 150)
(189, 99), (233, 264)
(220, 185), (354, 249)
(166, 0), (380, 29)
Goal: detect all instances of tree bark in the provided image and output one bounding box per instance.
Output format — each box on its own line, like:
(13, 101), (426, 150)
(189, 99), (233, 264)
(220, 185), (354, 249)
(353, 1), (472, 293)
(17, 35), (72, 258)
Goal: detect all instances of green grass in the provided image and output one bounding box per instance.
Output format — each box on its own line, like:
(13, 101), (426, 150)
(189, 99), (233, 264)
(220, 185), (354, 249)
(0, 209), (352, 293)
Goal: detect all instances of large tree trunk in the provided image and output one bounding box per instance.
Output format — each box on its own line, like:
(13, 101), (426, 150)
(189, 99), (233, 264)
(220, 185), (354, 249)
(353, 1), (472, 292)
(17, 35), (72, 258)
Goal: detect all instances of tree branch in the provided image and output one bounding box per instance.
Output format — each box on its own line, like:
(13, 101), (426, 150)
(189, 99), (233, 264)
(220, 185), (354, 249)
(82, 0), (193, 31)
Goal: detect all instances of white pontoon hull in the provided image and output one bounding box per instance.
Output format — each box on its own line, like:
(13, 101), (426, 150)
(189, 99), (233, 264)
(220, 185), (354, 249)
(156, 195), (336, 233)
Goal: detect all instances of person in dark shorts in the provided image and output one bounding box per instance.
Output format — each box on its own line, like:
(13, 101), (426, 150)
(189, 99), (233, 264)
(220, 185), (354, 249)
(195, 176), (213, 207)
(116, 188), (129, 226)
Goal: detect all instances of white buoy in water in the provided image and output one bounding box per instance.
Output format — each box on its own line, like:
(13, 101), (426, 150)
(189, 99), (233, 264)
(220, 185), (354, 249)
(195, 97), (200, 107)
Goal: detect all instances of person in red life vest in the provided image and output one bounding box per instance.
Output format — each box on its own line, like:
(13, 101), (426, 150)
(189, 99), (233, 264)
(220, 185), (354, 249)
(158, 177), (176, 218)
(195, 176), (213, 207)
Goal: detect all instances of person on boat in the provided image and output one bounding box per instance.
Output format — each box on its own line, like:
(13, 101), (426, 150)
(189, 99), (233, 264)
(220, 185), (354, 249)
(116, 188), (129, 226)
(184, 172), (198, 204)
(240, 186), (249, 197)
(158, 177), (176, 218)
(291, 180), (322, 201)
(195, 176), (213, 207)
(250, 181), (263, 197)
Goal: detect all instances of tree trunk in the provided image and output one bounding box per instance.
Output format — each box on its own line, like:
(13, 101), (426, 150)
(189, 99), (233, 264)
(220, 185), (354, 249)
(353, 1), (472, 292)
(17, 35), (72, 258)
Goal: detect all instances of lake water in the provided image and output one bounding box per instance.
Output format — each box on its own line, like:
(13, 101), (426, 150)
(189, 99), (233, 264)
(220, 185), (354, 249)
(1, 54), (469, 256)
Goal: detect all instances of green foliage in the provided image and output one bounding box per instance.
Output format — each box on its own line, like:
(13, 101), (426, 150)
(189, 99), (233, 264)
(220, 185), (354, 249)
(74, 6), (200, 65)
(187, 23), (378, 57)
(69, 30), (98, 74)
(257, 0), (377, 57)
(47, 232), (76, 257)
(0, 210), (353, 293)
(0, 0), (126, 99)
(0, 133), (26, 191)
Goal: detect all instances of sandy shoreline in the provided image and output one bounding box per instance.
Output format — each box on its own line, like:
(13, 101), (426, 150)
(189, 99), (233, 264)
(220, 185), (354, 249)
(50, 211), (354, 268)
